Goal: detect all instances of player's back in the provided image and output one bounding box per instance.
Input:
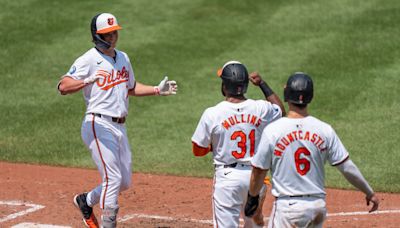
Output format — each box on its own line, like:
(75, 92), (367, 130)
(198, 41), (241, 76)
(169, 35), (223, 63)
(260, 116), (348, 197)
(205, 99), (280, 165)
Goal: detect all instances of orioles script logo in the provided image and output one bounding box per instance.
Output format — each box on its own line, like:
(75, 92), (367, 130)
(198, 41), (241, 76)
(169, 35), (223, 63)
(96, 66), (129, 90)
(108, 18), (114, 25)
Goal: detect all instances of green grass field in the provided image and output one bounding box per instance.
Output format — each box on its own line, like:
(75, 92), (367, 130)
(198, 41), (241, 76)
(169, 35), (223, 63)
(0, 0), (399, 192)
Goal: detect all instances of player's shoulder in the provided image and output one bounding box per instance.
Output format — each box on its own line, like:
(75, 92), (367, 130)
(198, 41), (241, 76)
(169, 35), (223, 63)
(82, 47), (99, 57)
(205, 102), (223, 114)
(307, 116), (335, 133)
(70, 48), (96, 66)
(201, 101), (228, 117)
(247, 99), (269, 106)
(265, 116), (288, 129)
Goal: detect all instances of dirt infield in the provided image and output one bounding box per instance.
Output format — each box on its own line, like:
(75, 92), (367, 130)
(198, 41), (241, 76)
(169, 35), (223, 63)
(0, 162), (399, 227)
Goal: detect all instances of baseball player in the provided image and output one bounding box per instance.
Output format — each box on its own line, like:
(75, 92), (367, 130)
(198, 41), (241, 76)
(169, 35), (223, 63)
(245, 73), (379, 227)
(192, 61), (286, 228)
(57, 13), (177, 228)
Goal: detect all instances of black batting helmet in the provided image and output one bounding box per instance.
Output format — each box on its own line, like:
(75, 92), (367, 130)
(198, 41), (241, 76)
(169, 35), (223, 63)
(284, 72), (313, 105)
(217, 61), (249, 96)
(90, 13), (122, 49)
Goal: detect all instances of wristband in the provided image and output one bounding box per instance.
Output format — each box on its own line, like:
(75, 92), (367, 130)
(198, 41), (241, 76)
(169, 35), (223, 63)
(259, 81), (274, 97)
(154, 86), (160, 95)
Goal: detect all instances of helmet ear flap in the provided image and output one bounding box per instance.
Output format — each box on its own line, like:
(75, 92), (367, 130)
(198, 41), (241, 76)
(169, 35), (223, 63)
(91, 13), (111, 49)
(94, 34), (111, 49)
(283, 86), (288, 102)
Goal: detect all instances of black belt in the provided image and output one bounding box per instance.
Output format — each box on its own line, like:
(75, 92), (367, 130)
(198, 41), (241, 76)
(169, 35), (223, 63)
(222, 163), (251, 168)
(276, 194), (323, 199)
(92, 113), (126, 124)
(289, 195), (312, 198)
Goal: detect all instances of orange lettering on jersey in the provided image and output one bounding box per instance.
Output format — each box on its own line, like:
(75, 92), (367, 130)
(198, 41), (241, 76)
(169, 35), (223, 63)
(292, 131), (298, 140)
(316, 137), (325, 149)
(96, 67), (130, 91)
(276, 143), (285, 151)
(240, 114), (246, 123)
(276, 131), (326, 154)
(234, 115), (240, 124)
(298, 130), (303, 140)
(222, 120), (231, 130)
(221, 114), (262, 130)
(228, 117), (235, 125)
(304, 131), (310, 141)
(311, 133), (317, 143)
(315, 137), (322, 146)
(255, 118), (261, 127)
(250, 115), (257, 125)
(287, 133), (294, 143)
(281, 137), (289, 146)
(274, 150), (282, 156)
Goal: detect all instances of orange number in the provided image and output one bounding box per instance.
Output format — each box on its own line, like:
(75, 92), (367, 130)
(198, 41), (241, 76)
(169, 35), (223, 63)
(231, 129), (255, 159)
(294, 147), (311, 175)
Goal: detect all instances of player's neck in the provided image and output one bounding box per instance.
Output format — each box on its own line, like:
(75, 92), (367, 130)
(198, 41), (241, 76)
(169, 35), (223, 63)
(287, 104), (309, 118)
(225, 96), (246, 103)
(97, 47), (116, 57)
(103, 49), (116, 57)
(287, 110), (308, 118)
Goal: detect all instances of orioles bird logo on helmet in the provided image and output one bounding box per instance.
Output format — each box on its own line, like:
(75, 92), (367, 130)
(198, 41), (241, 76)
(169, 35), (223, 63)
(108, 18), (114, 25)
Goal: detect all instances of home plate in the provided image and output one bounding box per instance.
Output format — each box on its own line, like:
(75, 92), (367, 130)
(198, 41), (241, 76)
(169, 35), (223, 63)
(11, 223), (71, 228)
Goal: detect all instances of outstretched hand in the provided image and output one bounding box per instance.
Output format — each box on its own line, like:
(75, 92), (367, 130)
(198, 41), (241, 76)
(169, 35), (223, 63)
(366, 194), (379, 213)
(157, 76), (178, 96)
(249, 72), (263, 86)
(83, 75), (103, 85)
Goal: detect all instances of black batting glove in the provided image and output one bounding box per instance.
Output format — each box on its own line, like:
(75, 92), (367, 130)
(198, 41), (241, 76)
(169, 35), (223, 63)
(244, 192), (259, 217)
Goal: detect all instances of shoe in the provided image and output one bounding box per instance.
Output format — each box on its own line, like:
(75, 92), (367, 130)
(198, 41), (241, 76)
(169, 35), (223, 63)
(73, 193), (99, 228)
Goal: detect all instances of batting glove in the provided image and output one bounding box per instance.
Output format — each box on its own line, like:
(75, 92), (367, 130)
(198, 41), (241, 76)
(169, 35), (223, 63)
(155, 76), (178, 96)
(83, 75), (103, 85)
(244, 192), (259, 217)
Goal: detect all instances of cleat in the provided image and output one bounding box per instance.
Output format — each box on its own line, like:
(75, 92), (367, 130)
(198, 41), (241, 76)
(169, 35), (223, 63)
(73, 193), (99, 228)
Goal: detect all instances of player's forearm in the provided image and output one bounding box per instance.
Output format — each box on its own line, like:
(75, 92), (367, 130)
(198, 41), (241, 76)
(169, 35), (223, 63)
(336, 159), (374, 197)
(266, 93), (286, 116)
(128, 82), (158, 96)
(58, 77), (85, 95)
(259, 81), (286, 116)
(249, 167), (267, 196)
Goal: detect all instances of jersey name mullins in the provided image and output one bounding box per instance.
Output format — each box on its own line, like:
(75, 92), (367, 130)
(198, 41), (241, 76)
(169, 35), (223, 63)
(221, 114), (262, 130)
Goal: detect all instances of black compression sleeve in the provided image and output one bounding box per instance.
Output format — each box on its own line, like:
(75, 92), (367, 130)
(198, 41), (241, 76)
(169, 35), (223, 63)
(259, 81), (274, 97)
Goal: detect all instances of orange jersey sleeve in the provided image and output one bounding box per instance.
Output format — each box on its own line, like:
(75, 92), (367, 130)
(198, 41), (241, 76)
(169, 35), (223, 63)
(192, 142), (211, 157)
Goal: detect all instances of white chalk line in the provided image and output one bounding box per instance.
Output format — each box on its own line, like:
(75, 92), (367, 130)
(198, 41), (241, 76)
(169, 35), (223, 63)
(118, 213), (213, 224)
(118, 209), (400, 224)
(328, 209), (400, 217)
(0, 200), (45, 223)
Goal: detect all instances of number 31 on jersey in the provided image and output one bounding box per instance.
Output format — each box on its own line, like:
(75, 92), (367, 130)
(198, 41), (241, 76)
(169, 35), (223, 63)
(230, 129), (255, 159)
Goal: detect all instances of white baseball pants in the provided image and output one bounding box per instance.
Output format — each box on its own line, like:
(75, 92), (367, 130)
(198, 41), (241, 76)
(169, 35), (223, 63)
(268, 196), (326, 228)
(81, 114), (132, 210)
(213, 165), (265, 228)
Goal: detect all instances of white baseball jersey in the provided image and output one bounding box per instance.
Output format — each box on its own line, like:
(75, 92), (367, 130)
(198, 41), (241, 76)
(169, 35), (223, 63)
(192, 99), (282, 165)
(65, 47), (136, 118)
(252, 116), (349, 197)
(192, 99), (281, 228)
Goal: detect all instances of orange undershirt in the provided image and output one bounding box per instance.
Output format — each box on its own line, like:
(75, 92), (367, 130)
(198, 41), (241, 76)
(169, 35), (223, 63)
(192, 142), (211, 156)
